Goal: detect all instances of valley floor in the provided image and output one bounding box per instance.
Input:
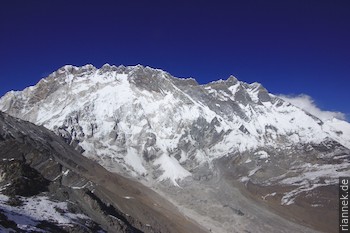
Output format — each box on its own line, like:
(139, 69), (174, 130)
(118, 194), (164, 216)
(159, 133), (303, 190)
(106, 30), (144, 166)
(143, 175), (322, 233)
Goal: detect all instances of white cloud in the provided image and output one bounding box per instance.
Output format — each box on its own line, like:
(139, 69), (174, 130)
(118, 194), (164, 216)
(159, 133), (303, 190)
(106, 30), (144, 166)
(277, 94), (346, 121)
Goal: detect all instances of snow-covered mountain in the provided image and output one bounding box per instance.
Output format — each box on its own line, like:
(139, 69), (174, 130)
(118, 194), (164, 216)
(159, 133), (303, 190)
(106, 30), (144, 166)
(0, 64), (349, 232)
(0, 111), (205, 233)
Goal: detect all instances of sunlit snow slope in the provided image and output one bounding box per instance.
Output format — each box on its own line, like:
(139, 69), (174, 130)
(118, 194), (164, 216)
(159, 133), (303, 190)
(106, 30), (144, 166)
(0, 64), (349, 185)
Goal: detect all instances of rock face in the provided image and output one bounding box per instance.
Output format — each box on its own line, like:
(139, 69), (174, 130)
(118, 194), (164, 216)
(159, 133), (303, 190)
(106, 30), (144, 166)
(0, 111), (206, 233)
(0, 64), (349, 232)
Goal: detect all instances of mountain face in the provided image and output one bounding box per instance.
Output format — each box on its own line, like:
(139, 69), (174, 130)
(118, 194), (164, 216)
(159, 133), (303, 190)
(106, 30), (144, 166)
(0, 111), (206, 233)
(0, 64), (349, 232)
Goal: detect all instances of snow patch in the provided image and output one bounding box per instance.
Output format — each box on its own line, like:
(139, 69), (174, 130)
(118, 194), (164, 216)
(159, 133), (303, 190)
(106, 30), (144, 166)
(155, 155), (191, 186)
(248, 166), (261, 177)
(255, 151), (270, 159)
(0, 194), (90, 230)
(124, 148), (147, 175)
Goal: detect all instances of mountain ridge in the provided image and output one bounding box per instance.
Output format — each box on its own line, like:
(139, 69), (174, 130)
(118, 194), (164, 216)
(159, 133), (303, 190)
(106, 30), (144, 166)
(0, 64), (349, 183)
(0, 64), (349, 232)
(0, 110), (207, 232)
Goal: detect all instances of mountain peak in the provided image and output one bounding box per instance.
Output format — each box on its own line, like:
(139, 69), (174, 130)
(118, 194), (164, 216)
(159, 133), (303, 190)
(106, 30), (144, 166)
(0, 64), (349, 184)
(0, 64), (349, 233)
(226, 75), (238, 84)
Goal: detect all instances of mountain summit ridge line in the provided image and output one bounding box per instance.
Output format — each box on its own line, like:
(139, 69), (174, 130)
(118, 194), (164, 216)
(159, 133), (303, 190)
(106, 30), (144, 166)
(0, 63), (349, 232)
(0, 63), (349, 184)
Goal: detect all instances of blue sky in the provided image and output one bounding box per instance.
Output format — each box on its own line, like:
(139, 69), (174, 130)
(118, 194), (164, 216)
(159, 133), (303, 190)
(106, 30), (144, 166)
(1, 0), (349, 120)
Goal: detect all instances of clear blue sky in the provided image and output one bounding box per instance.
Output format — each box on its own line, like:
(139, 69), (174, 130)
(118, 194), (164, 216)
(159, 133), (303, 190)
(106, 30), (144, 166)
(1, 0), (349, 119)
